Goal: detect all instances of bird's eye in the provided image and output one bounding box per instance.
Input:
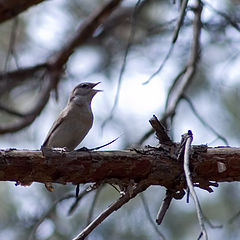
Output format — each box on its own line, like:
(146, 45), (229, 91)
(81, 84), (89, 88)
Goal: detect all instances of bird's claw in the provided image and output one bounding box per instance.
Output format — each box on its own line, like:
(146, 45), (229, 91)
(75, 147), (91, 152)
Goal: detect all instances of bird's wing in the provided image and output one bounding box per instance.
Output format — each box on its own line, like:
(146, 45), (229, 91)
(42, 109), (68, 147)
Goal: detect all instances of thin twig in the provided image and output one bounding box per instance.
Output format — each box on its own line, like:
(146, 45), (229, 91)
(228, 210), (240, 224)
(101, 0), (141, 128)
(183, 95), (229, 145)
(139, 1), (203, 144)
(204, 215), (223, 229)
(0, 63), (48, 81)
(138, 68), (187, 145)
(165, 1), (202, 117)
(0, 103), (25, 117)
(143, 0), (189, 85)
(183, 130), (208, 240)
(0, 72), (52, 134)
(203, 1), (240, 32)
(86, 186), (103, 226)
(68, 184), (99, 215)
(142, 44), (174, 85)
(4, 17), (19, 71)
(164, 67), (187, 110)
(149, 115), (174, 146)
(160, 0), (203, 136)
(156, 190), (173, 225)
(172, 0), (189, 43)
(111, 0), (142, 113)
(140, 193), (166, 240)
(72, 181), (150, 240)
(28, 193), (75, 240)
(50, 0), (123, 69)
(137, 108), (176, 145)
(89, 136), (120, 151)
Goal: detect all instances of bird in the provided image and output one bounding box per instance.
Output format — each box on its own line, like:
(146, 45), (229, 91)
(42, 82), (102, 151)
(41, 82), (102, 192)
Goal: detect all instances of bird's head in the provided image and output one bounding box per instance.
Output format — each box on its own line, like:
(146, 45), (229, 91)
(69, 82), (102, 105)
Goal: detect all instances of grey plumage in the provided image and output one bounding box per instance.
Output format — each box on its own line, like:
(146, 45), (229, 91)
(42, 82), (101, 151)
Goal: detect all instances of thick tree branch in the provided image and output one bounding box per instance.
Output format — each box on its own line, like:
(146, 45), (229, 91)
(49, 0), (123, 69)
(0, 63), (48, 82)
(0, 0), (122, 134)
(0, 74), (54, 134)
(0, 0), (46, 23)
(0, 147), (239, 188)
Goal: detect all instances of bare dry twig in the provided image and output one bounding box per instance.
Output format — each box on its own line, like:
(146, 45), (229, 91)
(164, 1), (202, 119)
(149, 115), (174, 146)
(143, 0), (189, 85)
(49, 0), (123, 70)
(203, 1), (240, 32)
(183, 95), (229, 145)
(4, 17), (20, 71)
(29, 185), (102, 239)
(164, 66), (187, 111)
(228, 210), (240, 224)
(204, 215), (222, 229)
(183, 130), (208, 240)
(140, 193), (166, 240)
(138, 68), (187, 145)
(139, 0), (203, 144)
(0, 73), (53, 134)
(72, 182), (150, 240)
(0, 63), (48, 82)
(28, 193), (75, 240)
(68, 184), (100, 216)
(101, 0), (141, 127)
(0, 103), (26, 117)
(156, 190), (173, 225)
(86, 186), (103, 226)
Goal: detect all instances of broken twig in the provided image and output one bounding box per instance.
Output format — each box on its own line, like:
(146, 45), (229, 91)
(183, 130), (208, 240)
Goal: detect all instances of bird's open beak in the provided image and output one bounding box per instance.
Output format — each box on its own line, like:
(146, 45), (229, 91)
(92, 82), (103, 92)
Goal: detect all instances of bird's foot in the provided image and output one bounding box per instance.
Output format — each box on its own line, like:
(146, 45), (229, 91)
(75, 147), (91, 152)
(52, 147), (69, 152)
(41, 146), (69, 157)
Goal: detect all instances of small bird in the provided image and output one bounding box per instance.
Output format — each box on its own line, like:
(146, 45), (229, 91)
(42, 82), (101, 192)
(42, 82), (102, 151)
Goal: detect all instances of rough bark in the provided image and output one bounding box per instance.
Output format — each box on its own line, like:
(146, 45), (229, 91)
(0, 146), (239, 190)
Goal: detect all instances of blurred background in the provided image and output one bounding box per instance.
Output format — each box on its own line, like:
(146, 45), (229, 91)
(0, 0), (240, 239)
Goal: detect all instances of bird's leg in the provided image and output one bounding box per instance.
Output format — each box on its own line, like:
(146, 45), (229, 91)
(76, 184), (80, 197)
(41, 146), (69, 192)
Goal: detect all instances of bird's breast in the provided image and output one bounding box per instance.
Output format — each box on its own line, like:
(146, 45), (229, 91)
(46, 104), (94, 151)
